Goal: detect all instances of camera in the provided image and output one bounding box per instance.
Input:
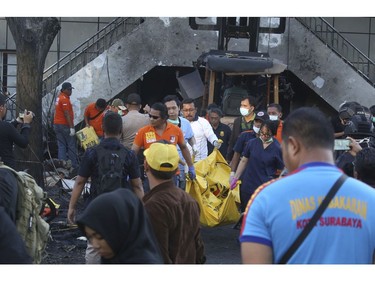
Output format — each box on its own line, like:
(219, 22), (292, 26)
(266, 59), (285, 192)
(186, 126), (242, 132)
(18, 110), (35, 119)
(334, 139), (350, 150)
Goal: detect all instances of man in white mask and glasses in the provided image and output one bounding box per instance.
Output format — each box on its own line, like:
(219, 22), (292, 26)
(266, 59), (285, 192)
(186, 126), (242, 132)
(227, 95), (258, 162)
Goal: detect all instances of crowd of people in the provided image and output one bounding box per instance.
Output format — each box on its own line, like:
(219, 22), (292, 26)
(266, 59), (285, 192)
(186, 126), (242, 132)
(1, 78), (375, 265)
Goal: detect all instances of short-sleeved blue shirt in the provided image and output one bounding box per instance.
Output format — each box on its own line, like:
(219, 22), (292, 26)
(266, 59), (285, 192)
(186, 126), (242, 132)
(240, 163), (375, 263)
(241, 137), (284, 195)
(233, 130), (257, 155)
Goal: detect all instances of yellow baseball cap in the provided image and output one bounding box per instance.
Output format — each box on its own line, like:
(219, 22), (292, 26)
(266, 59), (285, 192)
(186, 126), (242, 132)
(143, 143), (179, 172)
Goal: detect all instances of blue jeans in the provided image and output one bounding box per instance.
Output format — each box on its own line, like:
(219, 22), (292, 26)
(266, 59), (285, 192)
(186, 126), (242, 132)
(54, 124), (78, 169)
(176, 164), (186, 190)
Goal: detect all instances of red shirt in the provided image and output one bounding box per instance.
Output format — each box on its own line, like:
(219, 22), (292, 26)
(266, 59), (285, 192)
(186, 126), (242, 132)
(53, 92), (74, 126)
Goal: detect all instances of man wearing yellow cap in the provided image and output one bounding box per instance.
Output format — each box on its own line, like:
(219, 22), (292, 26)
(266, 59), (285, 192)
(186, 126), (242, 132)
(142, 142), (206, 264)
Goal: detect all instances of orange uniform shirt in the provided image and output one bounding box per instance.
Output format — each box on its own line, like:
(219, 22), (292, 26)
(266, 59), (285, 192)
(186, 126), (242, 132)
(134, 123), (185, 175)
(53, 92), (74, 126)
(275, 120), (283, 144)
(84, 102), (105, 137)
(133, 123), (185, 149)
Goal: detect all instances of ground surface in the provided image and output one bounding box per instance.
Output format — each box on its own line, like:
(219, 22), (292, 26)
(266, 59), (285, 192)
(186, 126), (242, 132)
(41, 183), (242, 264)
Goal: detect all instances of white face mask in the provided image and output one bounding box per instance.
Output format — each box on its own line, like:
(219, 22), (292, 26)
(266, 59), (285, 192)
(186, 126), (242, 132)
(168, 118), (179, 125)
(240, 107), (250, 117)
(269, 115), (278, 121)
(253, 126), (260, 134)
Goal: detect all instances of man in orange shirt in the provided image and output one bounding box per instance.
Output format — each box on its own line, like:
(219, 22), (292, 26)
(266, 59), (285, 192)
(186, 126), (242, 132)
(132, 102), (196, 192)
(84, 98), (107, 138)
(53, 82), (78, 169)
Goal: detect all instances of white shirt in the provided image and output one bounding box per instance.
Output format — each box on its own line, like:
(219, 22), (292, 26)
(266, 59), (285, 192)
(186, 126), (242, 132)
(189, 116), (218, 161)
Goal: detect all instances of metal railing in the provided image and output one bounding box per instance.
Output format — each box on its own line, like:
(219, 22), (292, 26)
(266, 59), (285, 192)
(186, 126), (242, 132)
(295, 17), (375, 87)
(42, 17), (144, 96)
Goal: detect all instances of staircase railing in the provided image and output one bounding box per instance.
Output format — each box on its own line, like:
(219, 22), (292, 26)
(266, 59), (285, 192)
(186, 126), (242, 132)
(42, 17), (144, 96)
(295, 17), (375, 87)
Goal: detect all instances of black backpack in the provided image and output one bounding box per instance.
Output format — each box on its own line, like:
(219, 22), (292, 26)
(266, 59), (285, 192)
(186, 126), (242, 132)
(91, 144), (130, 196)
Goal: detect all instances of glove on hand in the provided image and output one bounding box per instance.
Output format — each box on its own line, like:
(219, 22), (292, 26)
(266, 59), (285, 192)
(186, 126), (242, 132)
(213, 139), (222, 149)
(69, 128), (75, 136)
(188, 166), (196, 180)
(230, 177), (238, 190)
(229, 171), (235, 183)
(192, 145), (198, 157)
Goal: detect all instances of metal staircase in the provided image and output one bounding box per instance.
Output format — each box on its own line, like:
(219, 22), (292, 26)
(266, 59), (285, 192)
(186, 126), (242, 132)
(42, 17), (144, 96)
(295, 17), (375, 87)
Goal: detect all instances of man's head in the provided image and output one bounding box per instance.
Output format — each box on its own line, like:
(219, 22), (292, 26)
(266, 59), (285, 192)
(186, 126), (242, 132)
(143, 142), (179, 180)
(95, 98), (107, 111)
(163, 95), (181, 121)
(338, 101), (361, 126)
(208, 107), (223, 128)
(181, 98), (197, 122)
(149, 102), (168, 128)
(259, 120), (276, 143)
(353, 147), (375, 187)
(240, 95), (257, 117)
(103, 111), (123, 137)
(0, 94), (7, 120)
(110, 98), (127, 114)
(281, 107), (334, 172)
(267, 103), (282, 121)
(61, 82), (74, 96)
(125, 93), (142, 111)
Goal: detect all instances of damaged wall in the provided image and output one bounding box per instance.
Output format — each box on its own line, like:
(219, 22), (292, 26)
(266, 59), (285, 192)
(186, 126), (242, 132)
(42, 17), (375, 125)
(43, 17), (219, 125)
(263, 18), (375, 111)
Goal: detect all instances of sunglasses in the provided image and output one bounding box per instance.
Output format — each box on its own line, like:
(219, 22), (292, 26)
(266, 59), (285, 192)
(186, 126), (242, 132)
(148, 114), (160, 120)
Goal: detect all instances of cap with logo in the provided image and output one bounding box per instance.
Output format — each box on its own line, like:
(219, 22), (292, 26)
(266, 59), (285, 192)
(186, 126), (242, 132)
(254, 110), (269, 122)
(111, 98), (127, 111)
(143, 142), (179, 172)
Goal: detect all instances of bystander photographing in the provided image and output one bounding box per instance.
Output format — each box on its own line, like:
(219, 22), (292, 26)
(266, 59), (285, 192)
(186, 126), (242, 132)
(0, 94), (34, 169)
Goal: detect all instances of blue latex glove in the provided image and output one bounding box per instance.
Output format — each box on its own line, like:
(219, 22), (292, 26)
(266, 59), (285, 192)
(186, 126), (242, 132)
(188, 166), (196, 180)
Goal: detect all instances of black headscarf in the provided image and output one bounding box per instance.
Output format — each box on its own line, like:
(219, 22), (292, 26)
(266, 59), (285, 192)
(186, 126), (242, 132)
(76, 188), (162, 264)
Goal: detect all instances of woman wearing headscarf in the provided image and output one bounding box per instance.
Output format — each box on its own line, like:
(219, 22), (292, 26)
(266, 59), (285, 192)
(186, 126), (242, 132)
(76, 188), (162, 264)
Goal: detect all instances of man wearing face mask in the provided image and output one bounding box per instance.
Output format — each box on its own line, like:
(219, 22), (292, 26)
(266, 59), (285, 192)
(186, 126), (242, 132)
(230, 110), (269, 179)
(109, 98), (127, 117)
(267, 103), (283, 144)
(227, 95), (258, 162)
(163, 95), (196, 189)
